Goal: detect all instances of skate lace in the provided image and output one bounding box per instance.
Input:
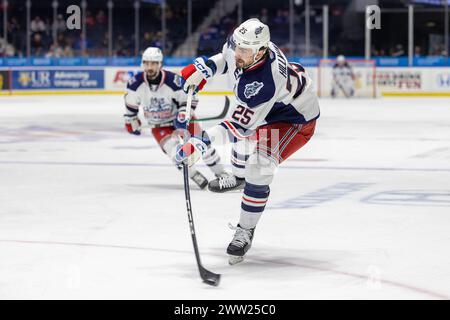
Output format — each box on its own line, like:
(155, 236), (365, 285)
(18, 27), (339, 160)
(218, 175), (236, 189)
(228, 223), (251, 248)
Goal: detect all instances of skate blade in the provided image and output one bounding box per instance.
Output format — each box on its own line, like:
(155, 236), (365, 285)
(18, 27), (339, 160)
(228, 255), (244, 265)
(208, 187), (245, 194)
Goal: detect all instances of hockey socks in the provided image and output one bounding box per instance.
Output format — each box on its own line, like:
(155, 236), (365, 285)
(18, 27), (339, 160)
(239, 182), (270, 229)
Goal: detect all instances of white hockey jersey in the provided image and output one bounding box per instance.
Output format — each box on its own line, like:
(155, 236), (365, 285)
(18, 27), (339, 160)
(207, 38), (320, 133)
(124, 69), (198, 126)
(332, 63), (354, 81)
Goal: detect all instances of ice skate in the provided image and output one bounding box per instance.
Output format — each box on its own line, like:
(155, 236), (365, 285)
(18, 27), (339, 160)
(208, 172), (245, 193)
(227, 224), (255, 265)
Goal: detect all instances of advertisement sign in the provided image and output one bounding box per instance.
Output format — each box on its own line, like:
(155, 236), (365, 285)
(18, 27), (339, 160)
(376, 68), (450, 93)
(436, 73), (450, 88)
(0, 71), (11, 90)
(2, 66), (449, 95)
(12, 69), (104, 90)
(376, 70), (422, 90)
(104, 68), (140, 91)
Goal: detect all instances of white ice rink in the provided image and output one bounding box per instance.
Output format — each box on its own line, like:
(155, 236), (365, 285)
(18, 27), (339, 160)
(0, 94), (449, 299)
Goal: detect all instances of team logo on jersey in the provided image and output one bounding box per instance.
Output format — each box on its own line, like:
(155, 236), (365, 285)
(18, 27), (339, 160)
(244, 81), (264, 99)
(127, 76), (136, 86)
(144, 97), (173, 122)
(173, 74), (183, 87)
(255, 26), (264, 36)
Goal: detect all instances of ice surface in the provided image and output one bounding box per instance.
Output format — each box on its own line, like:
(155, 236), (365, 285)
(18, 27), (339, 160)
(0, 95), (449, 299)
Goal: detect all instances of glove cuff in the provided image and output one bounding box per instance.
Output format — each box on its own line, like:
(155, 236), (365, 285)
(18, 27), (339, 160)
(193, 56), (215, 80)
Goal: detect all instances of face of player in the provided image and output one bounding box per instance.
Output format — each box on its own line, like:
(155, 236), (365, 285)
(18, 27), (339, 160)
(234, 46), (265, 69)
(143, 61), (161, 79)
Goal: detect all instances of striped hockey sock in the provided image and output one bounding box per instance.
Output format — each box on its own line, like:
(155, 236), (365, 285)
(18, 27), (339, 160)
(239, 182), (270, 229)
(231, 149), (249, 178)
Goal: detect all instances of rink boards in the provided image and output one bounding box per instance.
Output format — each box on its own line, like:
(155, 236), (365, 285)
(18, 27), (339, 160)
(1, 66), (450, 96)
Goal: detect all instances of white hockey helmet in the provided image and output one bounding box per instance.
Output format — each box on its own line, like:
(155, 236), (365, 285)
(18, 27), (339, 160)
(337, 55), (346, 63)
(233, 18), (270, 54)
(142, 47), (163, 63)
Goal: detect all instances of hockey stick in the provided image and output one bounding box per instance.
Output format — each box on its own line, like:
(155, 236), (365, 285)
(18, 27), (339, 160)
(337, 82), (350, 98)
(181, 85), (221, 287)
(334, 77), (350, 98)
(190, 96), (230, 123)
(140, 96), (230, 131)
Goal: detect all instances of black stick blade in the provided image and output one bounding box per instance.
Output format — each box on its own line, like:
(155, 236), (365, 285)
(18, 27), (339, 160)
(200, 267), (221, 287)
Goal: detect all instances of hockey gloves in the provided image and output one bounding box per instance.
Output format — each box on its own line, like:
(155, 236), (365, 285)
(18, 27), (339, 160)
(124, 115), (141, 135)
(181, 56), (215, 94)
(174, 136), (208, 167)
(173, 106), (188, 130)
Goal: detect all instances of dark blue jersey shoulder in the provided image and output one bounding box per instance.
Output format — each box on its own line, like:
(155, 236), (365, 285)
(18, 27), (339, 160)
(127, 72), (145, 91)
(237, 56), (276, 109)
(163, 70), (184, 92)
(289, 62), (306, 73)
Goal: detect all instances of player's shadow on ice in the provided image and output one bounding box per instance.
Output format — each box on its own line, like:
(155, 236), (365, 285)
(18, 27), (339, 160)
(189, 247), (352, 279)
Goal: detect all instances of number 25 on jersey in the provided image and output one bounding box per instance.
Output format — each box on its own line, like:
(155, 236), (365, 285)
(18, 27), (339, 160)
(232, 105), (254, 126)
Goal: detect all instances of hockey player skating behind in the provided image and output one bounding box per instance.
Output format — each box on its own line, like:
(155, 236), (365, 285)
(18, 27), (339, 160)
(331, 55), (355, 98)
(175, 19), (320, 264)
(123, 47), (230, 189)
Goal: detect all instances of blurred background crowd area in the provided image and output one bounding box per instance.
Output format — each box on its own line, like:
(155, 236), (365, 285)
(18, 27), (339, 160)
(0, 0), (448, 59)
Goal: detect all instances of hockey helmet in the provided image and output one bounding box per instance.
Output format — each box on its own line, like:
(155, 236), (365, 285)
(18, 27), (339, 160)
(233, 18), (270, 54)
(142, 47), (163, 63)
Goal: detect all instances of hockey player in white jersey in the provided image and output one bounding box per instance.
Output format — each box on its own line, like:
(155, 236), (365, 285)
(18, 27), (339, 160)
(123, 47), (228, 189)
(331, 55), (355, 98)
(175, 19), (320, 264)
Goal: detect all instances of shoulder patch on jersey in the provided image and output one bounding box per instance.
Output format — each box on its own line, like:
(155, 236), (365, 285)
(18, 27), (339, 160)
(127, 72), (145, 91)
(163, 70), (183, 91)
(173, 74), (183, 87)
(244, 81), (264, 99)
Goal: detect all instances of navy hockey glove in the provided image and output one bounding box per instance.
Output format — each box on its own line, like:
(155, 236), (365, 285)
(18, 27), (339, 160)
(174, 136), (208, 167)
